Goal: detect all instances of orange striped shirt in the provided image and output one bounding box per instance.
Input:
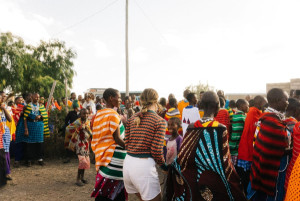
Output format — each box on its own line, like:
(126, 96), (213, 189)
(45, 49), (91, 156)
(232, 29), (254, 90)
(91, 108), (120, 171)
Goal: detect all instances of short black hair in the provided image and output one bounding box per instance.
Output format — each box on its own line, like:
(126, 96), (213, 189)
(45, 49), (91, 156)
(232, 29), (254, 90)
(103, 88), (119, 102)
(159, 97), (167, 107)
(186, 93), (196, 103)
(96, 104), (103, 111)
(286, 98), (300, 114)
(168, 117), (181, 128)
(249, 99), (255, 107)
(229, 100), (236, 108)
(236, 99), (247, 109)
(267, 88), (286, 104)
(71, 92), (75, 96)
(295, 90), (300, 96)
(169, 98), (177, 108)
(201, 91), (219, 111)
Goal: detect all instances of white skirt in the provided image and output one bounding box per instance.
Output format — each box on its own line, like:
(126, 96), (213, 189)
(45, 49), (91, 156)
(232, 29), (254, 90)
(123, 154), (161, 200)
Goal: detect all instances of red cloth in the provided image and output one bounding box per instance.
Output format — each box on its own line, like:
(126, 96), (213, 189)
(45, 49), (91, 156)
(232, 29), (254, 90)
(238, 107), (262, 162)
(285, 121), (300, 190)
(12, 104), (24, 125)
(215, 109), (230, 131)
(250, 113), (288, 196)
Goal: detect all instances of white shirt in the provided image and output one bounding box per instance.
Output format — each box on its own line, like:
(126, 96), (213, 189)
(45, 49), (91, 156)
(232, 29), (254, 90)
(182, 106), (201, 136)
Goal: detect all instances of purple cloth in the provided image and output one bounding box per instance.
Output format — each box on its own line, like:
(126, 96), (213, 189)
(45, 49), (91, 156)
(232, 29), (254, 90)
(5, 152), (10, 174)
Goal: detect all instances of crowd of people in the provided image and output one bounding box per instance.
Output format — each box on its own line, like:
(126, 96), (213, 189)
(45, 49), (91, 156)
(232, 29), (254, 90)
(1, 87), (300, 201)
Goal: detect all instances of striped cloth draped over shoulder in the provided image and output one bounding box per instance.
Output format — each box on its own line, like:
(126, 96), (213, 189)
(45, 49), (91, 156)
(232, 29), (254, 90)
(92, 108), (120, 171)
(250, 112), (288, 196)
(24, 104), (49, 137)
(229, 111), (246, 156)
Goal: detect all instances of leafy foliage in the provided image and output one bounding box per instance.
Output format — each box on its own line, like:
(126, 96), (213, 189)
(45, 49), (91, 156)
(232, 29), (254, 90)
(186, 81), (214, 97)
(0, 32), (76, 98)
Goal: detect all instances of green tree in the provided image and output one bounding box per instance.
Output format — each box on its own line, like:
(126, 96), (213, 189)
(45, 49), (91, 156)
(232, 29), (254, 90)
(186, 81), (214, 98)
(0, 32), (76, 98)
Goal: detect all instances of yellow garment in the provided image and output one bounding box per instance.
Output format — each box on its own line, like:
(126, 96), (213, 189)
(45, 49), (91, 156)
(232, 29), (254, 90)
(6, 118), (16, 141)
(199, 110), (204, 118)
(178, 100), (189, 116)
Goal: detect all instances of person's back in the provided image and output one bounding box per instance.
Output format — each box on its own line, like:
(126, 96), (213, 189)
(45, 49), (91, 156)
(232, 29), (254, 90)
(250, 88), (289, 199)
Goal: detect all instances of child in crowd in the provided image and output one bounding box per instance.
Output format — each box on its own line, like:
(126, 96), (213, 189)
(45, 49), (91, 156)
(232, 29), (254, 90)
(65, 108), (92, 186)
(165, 117), (183, 165)
(229, 99), (249, 167)
(228, 100), (237, 113)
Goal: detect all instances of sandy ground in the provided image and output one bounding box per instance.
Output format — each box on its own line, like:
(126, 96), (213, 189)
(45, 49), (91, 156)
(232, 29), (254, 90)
(0, 159), (144, 201)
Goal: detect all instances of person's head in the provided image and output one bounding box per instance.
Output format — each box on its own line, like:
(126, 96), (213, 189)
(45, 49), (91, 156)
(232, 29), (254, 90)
(253, 95), (267, 110)
(39, 96), (45, 104)
(245, 95), (251, 102)
(236, 99), (249, 113)
(168, 93), (175, 101)
(103, 88), (121, 109)
(124, 96), (131, 104)
(186, 93), (197, 106)
(125, 101), (132, 109)
(219, 96), (225, 108)
(168, 117), (181, 135)
(134, 88), (159, 126)
(228, 100), (236, 109)
(267, 88), (289, 112)
(32, 93), (40, 104)
(71, 92), (76, 100)
(201, 91), (220, 117)
(183, 89), (191, 99)
(217, 90), (224, 97)
(15, 96), (23, 105)
(293, 90), (300, 100)
(0, 91), (7, 102)
(78, 95), (83, 101)
(199, 91), (205, 101)
(286, 98), (300, 120)
(249, 99), (255, 107)
(80, 108), (89, 122)
(169, 98), (177, 108)
(23, 93), (32, 103)
(96, 96), (101, 103)
(159, 97), (167, 108)
(8, 100), (14, 107)
(96, 104), (103, 111)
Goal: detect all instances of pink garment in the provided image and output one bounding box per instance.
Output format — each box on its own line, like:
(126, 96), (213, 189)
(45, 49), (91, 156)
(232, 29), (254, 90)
(78, 155), (90, 169)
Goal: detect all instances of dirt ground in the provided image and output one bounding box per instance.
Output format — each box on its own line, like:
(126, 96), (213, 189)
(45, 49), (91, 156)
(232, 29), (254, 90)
(0, 159), (144, 201)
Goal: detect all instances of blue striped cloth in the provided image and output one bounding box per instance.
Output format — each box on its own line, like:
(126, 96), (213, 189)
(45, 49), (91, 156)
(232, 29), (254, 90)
(1, 115), (11, 152)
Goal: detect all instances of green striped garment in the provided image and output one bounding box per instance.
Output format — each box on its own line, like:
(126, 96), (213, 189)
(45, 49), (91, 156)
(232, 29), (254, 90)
(229, 111), (246, 156)
(99, 122), (126, 180)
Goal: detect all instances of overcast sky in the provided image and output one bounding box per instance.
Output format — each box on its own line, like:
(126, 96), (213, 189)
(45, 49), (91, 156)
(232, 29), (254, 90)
(1, 0), (300, 100)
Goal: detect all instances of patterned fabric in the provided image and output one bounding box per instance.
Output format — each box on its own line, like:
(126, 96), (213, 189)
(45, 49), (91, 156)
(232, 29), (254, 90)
(24, 103), (49, 137)
(285, 155), (300, 201)
(226, 107), (234, 122)
(1, 110), (11, 152)
(215, 109), (231, 132)
(92, 108), (121, 171)
(237, 159), (252, 171)
(125, 110), (166, 166)
(78, 155), (90, 169)
(231, 155), (238, 166)
(182, 106), (201, 136)
(166, 120), (246, 201)
(25, 121), (44, 143)
(99, 123), (126, 180)
(12, 104), (24, 125)
(91, 172), (127, 200)
(164, 108), (181, 121)
(285, 121), (300, 191)
(65, 118), (92, 156)
(250, 111), (288, 196)
(238, 107), (262, 162)
(229, 111), (246, 156)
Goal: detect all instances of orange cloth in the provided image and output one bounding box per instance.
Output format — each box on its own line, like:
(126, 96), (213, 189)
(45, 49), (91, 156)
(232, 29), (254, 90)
(91, 108), (120, 171)
(177, 100), (189, 116)
(285, 155), (300, 201)
(237, 107), (262, 162)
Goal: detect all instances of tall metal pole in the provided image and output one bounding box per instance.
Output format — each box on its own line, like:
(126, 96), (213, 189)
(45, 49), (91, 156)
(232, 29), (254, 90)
(125, 0), (129, 96)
